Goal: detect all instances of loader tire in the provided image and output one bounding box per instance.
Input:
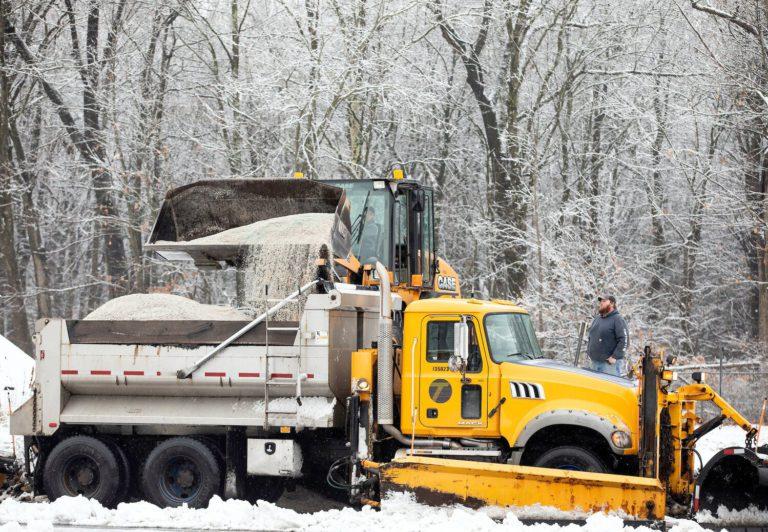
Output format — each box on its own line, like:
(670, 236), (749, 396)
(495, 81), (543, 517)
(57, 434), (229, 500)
(140, 437), (221, 508)
(532, 446), (608, 473)
(43, 435), (122, 507)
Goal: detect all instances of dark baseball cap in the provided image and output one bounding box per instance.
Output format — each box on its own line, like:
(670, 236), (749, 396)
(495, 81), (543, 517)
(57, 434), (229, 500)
(597, 295), (617, 305)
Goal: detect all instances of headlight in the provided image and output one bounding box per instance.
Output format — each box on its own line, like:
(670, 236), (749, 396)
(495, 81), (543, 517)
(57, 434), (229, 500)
(661, 369), (677, 382)
(356, 378), (370, 391)
(611, 430), (632, 449)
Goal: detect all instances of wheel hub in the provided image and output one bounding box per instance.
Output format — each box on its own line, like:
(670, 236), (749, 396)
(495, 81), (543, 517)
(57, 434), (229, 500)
(76, 467), (95, 487)
(161, 458), (200, 501)
(63, 456), (100, 495)
(176, 467), (195, 489)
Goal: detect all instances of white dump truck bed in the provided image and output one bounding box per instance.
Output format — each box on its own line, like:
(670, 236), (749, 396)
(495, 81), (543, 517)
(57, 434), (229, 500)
(12, 286), (394, 437)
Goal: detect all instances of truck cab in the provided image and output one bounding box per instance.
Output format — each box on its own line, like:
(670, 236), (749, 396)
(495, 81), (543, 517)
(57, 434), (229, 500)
(396, 298), (640, 473)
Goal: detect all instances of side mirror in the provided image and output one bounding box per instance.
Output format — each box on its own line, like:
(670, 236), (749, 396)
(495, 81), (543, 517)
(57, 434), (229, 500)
(450, 321), (469, 373)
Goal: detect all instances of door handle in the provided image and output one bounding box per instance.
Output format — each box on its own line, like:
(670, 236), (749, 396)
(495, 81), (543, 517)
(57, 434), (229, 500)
(488, 397), (507, 418)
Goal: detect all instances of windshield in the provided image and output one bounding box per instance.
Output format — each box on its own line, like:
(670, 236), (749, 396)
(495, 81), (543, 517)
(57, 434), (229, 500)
(484, 313), (543, 362)
(327, 181), (392, 268)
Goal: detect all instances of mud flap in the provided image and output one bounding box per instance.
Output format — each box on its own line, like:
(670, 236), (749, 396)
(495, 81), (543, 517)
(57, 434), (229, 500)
(377, 456), (666, 521)
(224, 427), (247, 500)
(694, 447), (768, 515)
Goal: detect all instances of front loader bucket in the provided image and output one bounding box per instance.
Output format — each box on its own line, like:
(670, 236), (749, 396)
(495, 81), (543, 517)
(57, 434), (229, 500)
(145, 179), (351, 266)
(695, 447), (768, 515)
(377, 456), (665, 521)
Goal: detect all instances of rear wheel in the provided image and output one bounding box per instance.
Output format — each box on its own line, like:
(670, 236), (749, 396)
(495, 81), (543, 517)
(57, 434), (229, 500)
(43, 436), (122, 507)
(531, 446), (608, 473)
(140, 437), (221, 508)
(105, 439), (131, 504)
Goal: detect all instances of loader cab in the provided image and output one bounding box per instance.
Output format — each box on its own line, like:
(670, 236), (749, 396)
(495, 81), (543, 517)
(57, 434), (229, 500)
(327, 179), (436, 289)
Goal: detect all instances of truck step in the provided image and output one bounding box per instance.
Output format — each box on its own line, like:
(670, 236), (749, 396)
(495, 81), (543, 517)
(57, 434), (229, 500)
(265, 410), (298, 415)
(267, 327), (299, 331)
(266, 379), (298, 385)
(265, 353), (301, 358)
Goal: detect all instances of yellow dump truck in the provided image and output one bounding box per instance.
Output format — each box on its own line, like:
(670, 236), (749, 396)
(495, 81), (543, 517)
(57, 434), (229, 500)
(346, 264), (767, 522)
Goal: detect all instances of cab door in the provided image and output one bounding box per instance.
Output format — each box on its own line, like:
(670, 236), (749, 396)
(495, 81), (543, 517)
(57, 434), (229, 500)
(418, 315), (488, 429)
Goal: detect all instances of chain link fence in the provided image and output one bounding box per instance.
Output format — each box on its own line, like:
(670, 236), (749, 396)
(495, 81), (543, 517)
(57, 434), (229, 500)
(669, 361), (768, 423)
(553, 322), (768, 423)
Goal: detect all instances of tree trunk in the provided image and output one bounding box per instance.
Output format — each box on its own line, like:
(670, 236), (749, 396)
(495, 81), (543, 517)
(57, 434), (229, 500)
(583, 85), (606, 245)
(228, 0), (242, 175)
(0, 6), (32, 354)
(9, 109), (52, 318)
(8, 4), (129, 298)
(434, 0), (529, 297)
(82, 1), (128, 297)
(648, 81), (668, 296)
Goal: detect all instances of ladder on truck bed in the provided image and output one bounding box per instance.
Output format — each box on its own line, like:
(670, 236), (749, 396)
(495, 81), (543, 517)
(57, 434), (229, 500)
(262, 284), (307, 429)
(176, 282), (316, 430)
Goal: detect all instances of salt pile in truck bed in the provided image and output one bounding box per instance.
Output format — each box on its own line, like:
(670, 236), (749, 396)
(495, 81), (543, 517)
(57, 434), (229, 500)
(84, 294), (249, 321)
(153, 212), (337, 321)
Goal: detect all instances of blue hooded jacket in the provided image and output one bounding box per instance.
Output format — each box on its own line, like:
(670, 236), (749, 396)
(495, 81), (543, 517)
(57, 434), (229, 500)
(586, 310), (628, 362)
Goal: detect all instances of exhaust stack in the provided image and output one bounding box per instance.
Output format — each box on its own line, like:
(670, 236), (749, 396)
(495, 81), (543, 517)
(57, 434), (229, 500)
(375, 262), (394, 425)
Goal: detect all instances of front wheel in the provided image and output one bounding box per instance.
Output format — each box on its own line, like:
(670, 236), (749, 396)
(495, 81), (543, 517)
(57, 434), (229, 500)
(140, 437), (221, 508)
(531, 446), (608, 473)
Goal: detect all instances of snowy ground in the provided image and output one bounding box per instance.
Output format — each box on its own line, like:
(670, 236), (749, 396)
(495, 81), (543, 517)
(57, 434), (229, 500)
(3, 422), (765, 531)
(0, 416), (13, 459)
(0, 491), (717, 532)
(0, 334), (33, 460)
(695, 423), (759, 467)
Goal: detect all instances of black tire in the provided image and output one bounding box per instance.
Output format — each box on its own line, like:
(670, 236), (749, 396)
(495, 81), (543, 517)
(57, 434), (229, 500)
(531, 446), (608, 473)
(246, 476), (286, 503)
(105, 439), (131, 504)
(140, 437), (221, 508)
(42, 435), (122, 507)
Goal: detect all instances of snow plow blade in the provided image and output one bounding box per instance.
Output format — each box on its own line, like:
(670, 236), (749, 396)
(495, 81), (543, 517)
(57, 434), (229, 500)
(375, 456), (665, 521)
(695, 447), (768, 515)
(145, 178), (351, 266)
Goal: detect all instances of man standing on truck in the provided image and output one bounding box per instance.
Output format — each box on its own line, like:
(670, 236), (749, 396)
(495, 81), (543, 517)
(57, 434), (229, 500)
(587, 295), (628, 376)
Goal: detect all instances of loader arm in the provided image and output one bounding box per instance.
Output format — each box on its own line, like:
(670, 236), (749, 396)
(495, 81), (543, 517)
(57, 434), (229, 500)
(673, 383), (758, 444)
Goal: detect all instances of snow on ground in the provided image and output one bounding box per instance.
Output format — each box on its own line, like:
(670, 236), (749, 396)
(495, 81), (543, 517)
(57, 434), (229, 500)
(0, 492), (708, 532)
(696, 505), (768, 527)
(696, 424), (759, 466)
(0, 335), (34, 459)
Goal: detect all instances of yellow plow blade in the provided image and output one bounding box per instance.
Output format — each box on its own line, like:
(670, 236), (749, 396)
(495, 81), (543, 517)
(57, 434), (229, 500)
(377, 457), (665, 520)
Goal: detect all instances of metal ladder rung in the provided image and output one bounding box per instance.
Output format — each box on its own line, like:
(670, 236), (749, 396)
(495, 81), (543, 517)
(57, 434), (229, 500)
(262, 282), (311, 430)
